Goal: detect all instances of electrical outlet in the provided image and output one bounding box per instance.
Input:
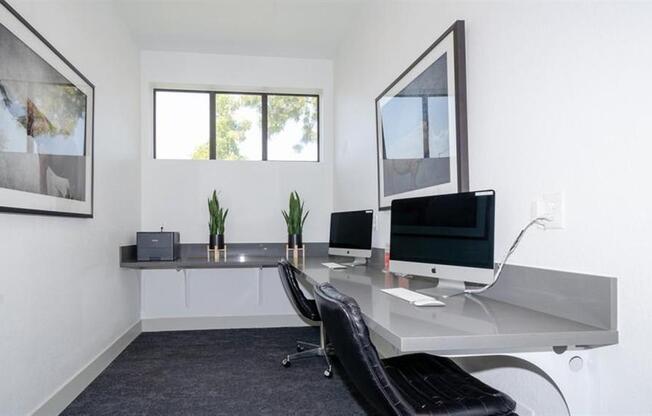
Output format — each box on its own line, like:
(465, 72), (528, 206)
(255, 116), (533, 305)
(531, 192), (564, 229)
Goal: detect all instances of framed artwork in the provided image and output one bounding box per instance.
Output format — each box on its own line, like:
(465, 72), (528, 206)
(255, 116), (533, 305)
(0, 0), (94, 217)
(375, 20), (468, 210)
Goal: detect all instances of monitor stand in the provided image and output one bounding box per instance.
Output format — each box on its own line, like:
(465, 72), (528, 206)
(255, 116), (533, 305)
(415, 278), (466, 298)
(341, 257), (368, 267)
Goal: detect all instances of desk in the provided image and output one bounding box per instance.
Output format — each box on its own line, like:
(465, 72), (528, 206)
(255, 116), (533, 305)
(290, 256), (618, 415)
(120, 243), (618, 414)
(120, 242), (327, 312)
(119, 243), (297, 270)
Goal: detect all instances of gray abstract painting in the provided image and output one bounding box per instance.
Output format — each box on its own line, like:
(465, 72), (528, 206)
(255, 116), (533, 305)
(0, 22), (87, 202)
(376, 21), (468, 209)
(380, 53), (450, 197)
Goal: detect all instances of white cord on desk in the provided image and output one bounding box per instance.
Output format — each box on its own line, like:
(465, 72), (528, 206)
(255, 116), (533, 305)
(446, 216), (550, 297)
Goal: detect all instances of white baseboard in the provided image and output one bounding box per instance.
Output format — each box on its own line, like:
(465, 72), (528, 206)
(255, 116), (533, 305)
(141, 314), (310, 332)
(30, 321), (142, 416)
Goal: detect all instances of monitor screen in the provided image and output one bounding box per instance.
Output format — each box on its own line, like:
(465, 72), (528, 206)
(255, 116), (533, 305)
(329, 210), (373, 250)
(390, 191), (495, 269)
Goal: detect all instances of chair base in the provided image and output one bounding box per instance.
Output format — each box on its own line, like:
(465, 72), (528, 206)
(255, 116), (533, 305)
(281, 324), (333, 377)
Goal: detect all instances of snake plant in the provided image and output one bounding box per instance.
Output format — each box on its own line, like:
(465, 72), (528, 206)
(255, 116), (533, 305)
(208, 190), (228, 235)
(282, 191), (309, 235)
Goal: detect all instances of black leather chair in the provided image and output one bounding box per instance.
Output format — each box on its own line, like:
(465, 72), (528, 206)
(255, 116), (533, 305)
(277, 260), (333, 377)
(314, 282), (518, 416)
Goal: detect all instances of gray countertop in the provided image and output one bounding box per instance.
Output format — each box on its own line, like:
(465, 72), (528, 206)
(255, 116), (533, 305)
(290, 257), (618, 355)
(121, 254), (281, 270)
(119, 242), (329, 270)
(121, 242), (617, 356)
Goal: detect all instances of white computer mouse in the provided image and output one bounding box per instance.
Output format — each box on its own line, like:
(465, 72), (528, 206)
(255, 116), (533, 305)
(413, 299), (445, 307)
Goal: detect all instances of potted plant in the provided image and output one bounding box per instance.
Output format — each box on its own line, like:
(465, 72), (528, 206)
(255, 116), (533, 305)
(282, 191), (309, 249)
(208, 190), (228, 250)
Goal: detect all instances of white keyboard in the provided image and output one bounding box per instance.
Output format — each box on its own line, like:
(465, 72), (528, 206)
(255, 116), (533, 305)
(381, 288), (445, 307)
(322, 262), (347, 269)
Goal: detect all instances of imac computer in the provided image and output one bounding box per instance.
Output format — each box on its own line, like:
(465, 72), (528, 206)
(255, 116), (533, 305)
(389, 190), (495, 288)
(328, 210), (374, 265)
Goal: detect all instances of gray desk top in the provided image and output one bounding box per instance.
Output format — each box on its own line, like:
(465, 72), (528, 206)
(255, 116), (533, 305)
(120, 242), (617, 356)
(291, 257), (618, 355)
(119, 243), (328, 270)
(121, 254), (280, 270)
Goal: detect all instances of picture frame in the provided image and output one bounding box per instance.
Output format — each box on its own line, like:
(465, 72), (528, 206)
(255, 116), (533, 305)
(0, 0), (94, 217)
(375, 20), (468, 210)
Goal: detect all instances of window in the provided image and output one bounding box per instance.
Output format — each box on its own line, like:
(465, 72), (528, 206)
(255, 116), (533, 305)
(154, 90), (210, 160)
(154, 89), (319, 161)
(267, 95), (319, 161)
(215, 93), (262, 160)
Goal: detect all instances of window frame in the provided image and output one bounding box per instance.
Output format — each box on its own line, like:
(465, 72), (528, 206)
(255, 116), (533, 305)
(153, 88), (320, 162)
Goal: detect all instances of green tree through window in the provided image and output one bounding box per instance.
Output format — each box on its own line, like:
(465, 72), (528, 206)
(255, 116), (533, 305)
(216, 94), (259, 160)
(191, 142), (209, 160)
(188, 92), (318, 161)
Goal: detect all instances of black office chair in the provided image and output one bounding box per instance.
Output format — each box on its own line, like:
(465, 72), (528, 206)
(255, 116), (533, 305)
(314, 282), (518, 416)
(277, 260), (333, 377)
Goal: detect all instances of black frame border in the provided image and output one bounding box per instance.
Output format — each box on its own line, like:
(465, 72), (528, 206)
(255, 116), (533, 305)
(0, 0), (96, 218)
(153, 88), (320, 162)
(374, 20), (469, 211)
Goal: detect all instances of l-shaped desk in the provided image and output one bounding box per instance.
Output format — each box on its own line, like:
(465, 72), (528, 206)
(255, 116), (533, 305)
(121, 243), (618, 415)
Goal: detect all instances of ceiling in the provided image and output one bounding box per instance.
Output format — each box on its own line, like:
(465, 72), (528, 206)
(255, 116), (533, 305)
(115, 0), (367, 59)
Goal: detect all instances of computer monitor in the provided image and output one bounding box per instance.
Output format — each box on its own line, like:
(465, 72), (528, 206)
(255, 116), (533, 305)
(328, 210), (373, 264)
(389, 190), (495, 285)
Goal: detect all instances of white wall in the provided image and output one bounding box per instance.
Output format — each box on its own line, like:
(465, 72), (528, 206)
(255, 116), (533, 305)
(333, 1), (652, 415)
(139, 51), (333, 321)
(0, 1), (141, 415)
(140, 51), (334, 244)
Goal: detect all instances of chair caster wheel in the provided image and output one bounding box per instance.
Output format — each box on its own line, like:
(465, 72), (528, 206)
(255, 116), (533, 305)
(323, 368), (332, 378)
(282, 358), (291, 367)
(296, 344), (305, 352)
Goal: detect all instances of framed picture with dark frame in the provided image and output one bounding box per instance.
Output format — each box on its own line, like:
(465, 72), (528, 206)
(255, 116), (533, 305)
(375, 20), (468, 210)
(0, 0), (94, 217)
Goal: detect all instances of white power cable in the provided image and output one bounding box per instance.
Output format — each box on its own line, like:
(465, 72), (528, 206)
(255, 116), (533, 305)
(446, 216), (550, 297)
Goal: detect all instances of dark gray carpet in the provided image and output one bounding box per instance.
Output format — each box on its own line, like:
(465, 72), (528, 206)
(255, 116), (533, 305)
(62, 327), (375, 415)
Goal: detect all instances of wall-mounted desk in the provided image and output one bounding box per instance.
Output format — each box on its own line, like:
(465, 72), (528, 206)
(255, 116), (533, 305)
(119, 243), (328, 321)
(289, 256), (618, 415)
(120, 244), (617, 354)
(121, 244), (618, 414)
(120, 243), (299, 270)
(290, 257), (617, 355)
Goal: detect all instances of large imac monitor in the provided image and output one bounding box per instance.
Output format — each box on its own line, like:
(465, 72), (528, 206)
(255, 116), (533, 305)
(389, 190), (495, 285)
(328, 210), (374, 264)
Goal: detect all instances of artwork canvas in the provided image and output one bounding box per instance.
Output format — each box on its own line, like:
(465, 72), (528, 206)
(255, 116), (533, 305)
(0, 0), (94, 217)
(376, 21), (468, 210)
